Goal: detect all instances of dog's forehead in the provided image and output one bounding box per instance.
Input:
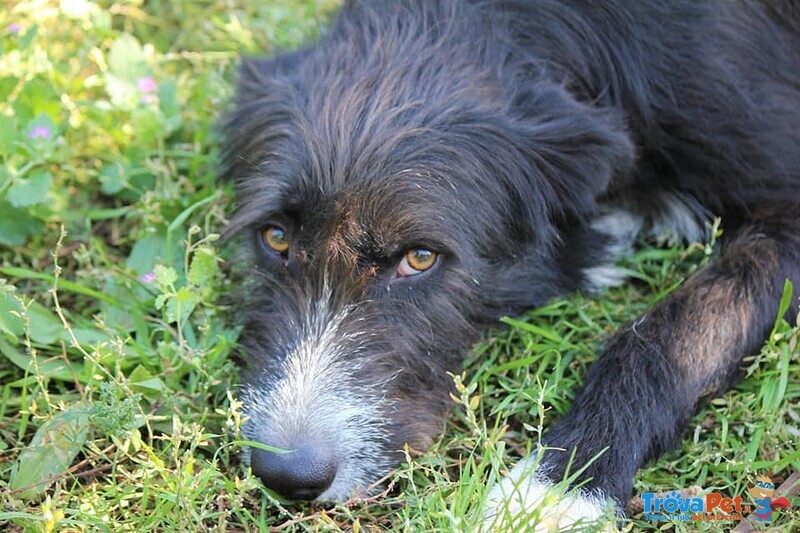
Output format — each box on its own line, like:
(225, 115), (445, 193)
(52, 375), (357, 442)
(292, 175), (465, 253)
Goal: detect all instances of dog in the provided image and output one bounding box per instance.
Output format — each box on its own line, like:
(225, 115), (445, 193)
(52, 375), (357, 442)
(221, 0), (800, 528)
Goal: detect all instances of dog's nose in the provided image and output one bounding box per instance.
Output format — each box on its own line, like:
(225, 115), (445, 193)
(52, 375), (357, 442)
(250, 445), (337, 500)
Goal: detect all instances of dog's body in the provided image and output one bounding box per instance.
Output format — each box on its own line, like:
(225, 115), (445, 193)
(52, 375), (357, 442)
(222, 0), (800, 527)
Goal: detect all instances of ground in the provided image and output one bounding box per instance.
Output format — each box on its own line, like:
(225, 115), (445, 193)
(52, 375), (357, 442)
(0, 1), (798, 531)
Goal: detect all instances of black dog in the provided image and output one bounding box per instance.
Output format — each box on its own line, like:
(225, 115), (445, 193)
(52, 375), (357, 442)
(221, 0), (800, 528)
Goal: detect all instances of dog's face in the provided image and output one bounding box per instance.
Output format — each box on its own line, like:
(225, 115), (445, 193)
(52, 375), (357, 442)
(233, 155), (498, 500)
(222, 2), (633, 502)
(227, 100), (529, 499)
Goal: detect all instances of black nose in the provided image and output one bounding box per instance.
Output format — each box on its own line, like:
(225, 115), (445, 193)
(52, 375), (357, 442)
(250, 445), (338, 500)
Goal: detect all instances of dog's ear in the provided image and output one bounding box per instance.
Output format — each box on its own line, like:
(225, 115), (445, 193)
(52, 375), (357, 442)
(219, 50), (309, 183)
(510, 82), (635, 220)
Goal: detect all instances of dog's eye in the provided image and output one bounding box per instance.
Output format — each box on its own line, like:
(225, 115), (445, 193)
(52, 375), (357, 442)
(397, 248), (438, 276)
(261, 225), (290, 255)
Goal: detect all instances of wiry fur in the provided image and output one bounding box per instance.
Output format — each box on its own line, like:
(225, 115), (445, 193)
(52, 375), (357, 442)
(240, 298), (394, 500)
(221, 0), (800, 523)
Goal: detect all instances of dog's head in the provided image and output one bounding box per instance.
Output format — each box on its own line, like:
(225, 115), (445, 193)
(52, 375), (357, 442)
(221, 1), (633, 502)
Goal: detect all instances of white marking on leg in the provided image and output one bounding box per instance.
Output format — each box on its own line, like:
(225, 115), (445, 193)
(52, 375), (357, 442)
(582, 193), (712, 291)
(483, 457), (615, 532)
(649, 192), (711, 244)
(581, 264), (630, 292)
(590, 210), (643, 256)
(583, 209), (642, 291)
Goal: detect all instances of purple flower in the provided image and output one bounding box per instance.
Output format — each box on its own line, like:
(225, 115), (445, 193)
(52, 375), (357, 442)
(139, 271), (157, 283)
(27, 125), (52, 140)
(136, 77), (158, 104)
(7, 24), (21, 34)
(136, 76), (157, 93)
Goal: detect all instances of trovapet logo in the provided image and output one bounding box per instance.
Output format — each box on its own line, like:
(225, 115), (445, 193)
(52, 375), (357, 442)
(639, 471), (794, 525)
(747, 474), (791, 522)
(641, 490), (747, 522)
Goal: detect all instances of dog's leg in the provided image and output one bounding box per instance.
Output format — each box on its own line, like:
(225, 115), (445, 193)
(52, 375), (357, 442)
(485, 205), (800, 530)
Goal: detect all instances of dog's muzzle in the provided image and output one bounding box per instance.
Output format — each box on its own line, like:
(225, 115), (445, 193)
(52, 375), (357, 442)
(242, 303), (392, 501)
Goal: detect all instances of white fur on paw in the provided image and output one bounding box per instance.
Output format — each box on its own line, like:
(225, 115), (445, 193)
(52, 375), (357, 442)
(582, 209), (642, 292)
(482, 458), (615, 532)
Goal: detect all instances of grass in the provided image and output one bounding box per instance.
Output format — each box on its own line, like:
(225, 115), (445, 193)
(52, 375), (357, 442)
(0, 1), (798, 531)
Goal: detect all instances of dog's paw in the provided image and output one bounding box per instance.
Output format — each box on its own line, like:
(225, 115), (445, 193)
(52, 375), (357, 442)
(482, 458), (617, 532)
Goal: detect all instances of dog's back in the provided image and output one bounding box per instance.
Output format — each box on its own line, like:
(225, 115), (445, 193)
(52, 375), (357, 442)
(494, 0), (800, 212)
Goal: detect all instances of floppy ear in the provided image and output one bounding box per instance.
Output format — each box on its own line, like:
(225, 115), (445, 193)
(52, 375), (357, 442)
(219, 49), (310, 183)
(510, 81), (635, 219)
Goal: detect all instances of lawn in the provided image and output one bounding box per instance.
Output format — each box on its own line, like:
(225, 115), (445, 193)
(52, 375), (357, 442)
(1, 1), (798, 531)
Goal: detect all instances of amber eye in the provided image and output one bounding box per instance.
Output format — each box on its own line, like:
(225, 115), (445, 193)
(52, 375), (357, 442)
(397, 248), (439, 277)
(261, 226), (290, 255)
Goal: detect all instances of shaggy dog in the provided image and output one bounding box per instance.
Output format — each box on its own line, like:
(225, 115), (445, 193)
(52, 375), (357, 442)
(221, 0), (800, 528)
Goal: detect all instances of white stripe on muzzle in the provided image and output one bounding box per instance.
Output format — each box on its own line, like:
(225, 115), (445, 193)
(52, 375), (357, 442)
(243, 297), (392, 500)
